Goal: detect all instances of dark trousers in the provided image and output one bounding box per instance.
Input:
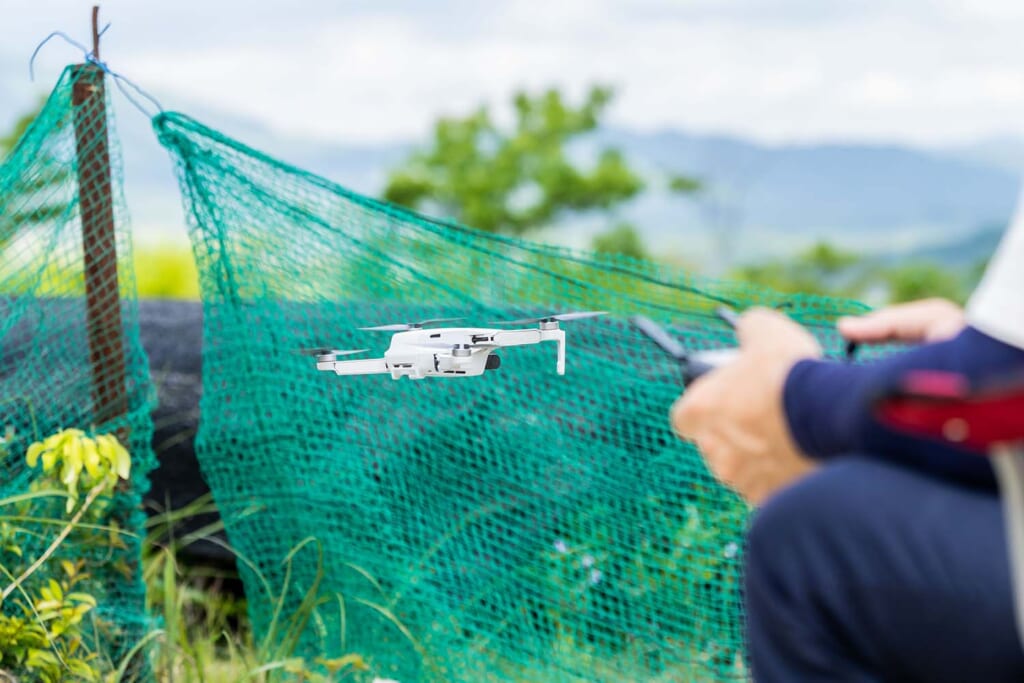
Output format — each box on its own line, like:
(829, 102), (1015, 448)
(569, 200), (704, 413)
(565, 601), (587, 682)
(745, 457), (1024, 682)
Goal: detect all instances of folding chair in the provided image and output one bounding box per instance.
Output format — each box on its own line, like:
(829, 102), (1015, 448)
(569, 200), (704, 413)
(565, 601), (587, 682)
(875, 371), (1024, 647)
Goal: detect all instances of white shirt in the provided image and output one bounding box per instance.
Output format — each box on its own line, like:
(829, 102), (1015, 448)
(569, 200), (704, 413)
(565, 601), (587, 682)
(968, 188), (1024, 350)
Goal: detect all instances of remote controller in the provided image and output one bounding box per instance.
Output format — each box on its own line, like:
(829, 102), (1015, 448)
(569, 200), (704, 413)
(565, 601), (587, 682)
(680, 347), (740, 382)
(632, 306), (741, 384)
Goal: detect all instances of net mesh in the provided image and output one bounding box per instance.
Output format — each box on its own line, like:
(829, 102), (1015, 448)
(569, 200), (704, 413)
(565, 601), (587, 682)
(0, 66), (155, 666)
(155, 110), (868, 681)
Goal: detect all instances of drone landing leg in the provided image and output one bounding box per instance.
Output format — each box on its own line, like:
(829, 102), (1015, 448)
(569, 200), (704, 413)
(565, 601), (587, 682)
(539, 329), (566, 375)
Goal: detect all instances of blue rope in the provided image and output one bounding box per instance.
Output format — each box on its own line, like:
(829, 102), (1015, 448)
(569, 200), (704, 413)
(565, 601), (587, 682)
(29, 31), (91, 79)
(28, 25), (165, 119)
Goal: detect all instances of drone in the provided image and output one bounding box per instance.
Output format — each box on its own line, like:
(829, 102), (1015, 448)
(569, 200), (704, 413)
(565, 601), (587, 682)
(297, 312), (606, 380)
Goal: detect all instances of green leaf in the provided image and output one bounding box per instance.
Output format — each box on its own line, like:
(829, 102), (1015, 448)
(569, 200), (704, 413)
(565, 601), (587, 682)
(25, 443), (44, 468)
(66, 592), (97, 607)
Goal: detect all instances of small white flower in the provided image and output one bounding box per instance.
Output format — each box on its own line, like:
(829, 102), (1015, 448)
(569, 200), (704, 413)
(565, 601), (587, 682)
(581, 554), (595, 568)
(554, 539), (568, 554)
(373, 678), (401, 683)
(724, 542), (739, 559)
(589, 568), (603, 585)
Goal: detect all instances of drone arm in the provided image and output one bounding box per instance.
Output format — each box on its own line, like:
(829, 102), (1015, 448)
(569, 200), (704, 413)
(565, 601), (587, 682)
(321, 358), (390, 375)
(491, 329), (542, 347)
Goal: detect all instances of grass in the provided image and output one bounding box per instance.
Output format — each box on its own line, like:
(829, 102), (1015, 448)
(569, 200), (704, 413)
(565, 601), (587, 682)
(137, 495), (374, 682)
(135, 495), (750, 683)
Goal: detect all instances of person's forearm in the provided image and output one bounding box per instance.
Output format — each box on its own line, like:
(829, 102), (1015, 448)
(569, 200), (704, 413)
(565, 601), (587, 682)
(783, 327), (1024, 487)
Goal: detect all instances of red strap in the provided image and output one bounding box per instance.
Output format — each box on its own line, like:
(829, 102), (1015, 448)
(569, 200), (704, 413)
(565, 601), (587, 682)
(875, 371), (1024, 453)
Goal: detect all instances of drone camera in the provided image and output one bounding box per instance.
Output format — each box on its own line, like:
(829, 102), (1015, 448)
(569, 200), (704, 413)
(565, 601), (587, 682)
(486, 354), (501, 370)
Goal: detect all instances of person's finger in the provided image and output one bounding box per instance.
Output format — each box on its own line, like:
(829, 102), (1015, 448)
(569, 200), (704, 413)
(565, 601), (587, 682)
(836, 305), (924, 342)
(669, 393), (700, 439)
(837, 299), (963, 343)
(734, 307), (787, 346)
(736, 308), (822, 357)
(670, 376), (719, 438)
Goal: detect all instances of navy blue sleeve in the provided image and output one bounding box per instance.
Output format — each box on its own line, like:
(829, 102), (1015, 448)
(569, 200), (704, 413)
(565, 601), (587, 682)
(783, 326), (1024, 489)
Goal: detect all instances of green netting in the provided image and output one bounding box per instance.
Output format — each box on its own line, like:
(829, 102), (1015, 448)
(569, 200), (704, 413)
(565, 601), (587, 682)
(0, 66), (155, 666)
(155, 109), (868, 682)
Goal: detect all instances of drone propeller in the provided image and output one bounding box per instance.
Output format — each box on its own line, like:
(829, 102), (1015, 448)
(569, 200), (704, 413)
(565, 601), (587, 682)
(488, 311), (608, 325)
(295, 348), (368, 358)
(359, 317), (465, 332)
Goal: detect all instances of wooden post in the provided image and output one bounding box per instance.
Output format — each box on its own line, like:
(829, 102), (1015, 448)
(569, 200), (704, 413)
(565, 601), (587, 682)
(71, 6), (128, 431)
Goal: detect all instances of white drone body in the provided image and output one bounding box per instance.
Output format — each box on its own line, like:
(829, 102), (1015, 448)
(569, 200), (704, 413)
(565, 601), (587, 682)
(303, 312), (604, 381)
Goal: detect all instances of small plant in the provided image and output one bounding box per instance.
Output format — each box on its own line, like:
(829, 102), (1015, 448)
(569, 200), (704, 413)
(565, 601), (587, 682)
(0, 426), (133, 682)
(26, 429), (130, 513)
(0, 560), (101, 682)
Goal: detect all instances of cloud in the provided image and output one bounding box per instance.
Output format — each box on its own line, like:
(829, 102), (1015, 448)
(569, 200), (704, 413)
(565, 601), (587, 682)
(5, 0), (1024, 146)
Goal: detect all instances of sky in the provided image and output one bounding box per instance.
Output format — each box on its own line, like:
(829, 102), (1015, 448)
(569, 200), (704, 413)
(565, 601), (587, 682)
(4, 0), (1024, 148)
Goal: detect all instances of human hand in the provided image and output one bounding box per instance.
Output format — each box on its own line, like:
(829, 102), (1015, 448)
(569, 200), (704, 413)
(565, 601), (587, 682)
(670, 308), (822, 505)
(837, 298), (964, 345)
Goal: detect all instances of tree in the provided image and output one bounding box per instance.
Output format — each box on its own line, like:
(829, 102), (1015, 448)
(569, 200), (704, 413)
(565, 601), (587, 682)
(1, 99), (68, 231)
(883, 263), (968, 304)
(667, 174), (702, 195)
(0, 104), (41, 153)
(592, 222), (648, 261)
(383, 86), (645, 236)
(731, 241), (866, 297)
(732, 239), (979, 305)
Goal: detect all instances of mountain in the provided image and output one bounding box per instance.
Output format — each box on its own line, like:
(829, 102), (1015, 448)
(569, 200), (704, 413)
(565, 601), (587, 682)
(111, 97), (1022, 266)
(949, 135), (1024, 174)
(887, 224), (1005, 269)
(590, 129), (1020, 257)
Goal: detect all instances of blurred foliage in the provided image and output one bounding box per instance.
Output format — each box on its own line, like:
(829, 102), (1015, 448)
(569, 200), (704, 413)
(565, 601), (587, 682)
(133, 244), (200, 300)
(884, 262), (969, 303)
(0, 105), (38, 153)
(385, 86), (647, 236)
(0, 245), (199, 300)
(731, 242), (864, 298)
(383, 85), (643, 234)
(731, 240), (983, 305)
(592, 223), (649, 261)
(0, 98), (69, 235)
(384, 85), (702, 263)
(667, 174), (702, 195)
